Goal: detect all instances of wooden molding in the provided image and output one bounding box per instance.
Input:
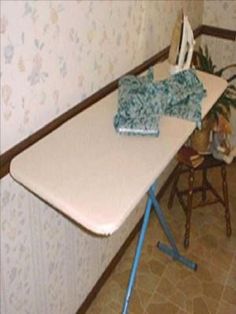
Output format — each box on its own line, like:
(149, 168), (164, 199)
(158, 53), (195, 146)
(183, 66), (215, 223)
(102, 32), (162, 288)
(201, 24), (236, 41)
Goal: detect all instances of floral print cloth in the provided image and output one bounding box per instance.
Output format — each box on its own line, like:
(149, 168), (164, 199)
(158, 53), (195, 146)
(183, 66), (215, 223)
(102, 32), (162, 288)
(161, 69), (206, 129)
(114, 68), (162, 136)
(114, 68), (206, 136)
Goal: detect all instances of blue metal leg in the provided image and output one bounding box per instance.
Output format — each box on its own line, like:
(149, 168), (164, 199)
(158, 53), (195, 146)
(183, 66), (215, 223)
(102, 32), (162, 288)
(122, 190), (153, 314)
(122, 183), (197, 313)
(148, 185), (197, 271)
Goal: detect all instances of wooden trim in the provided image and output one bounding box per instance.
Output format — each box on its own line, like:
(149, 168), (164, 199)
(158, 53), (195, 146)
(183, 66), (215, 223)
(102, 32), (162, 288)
(194, 24), (203, 39)
(0, 26), (203, 179)
(76, 163), (178, 314)
(201, 24), (236, 41)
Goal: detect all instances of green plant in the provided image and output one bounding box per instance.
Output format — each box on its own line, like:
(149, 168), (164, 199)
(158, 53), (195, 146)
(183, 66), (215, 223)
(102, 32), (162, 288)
(194, 45), (236, 124)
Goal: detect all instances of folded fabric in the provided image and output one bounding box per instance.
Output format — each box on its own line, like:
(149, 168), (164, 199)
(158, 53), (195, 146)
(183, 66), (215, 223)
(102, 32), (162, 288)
(113, 106), (161, 136)
(114, 68), (206, 136)
(114, 68), (162, 136)
(160, 69), (206, 128)
(118, 66), (154, 96)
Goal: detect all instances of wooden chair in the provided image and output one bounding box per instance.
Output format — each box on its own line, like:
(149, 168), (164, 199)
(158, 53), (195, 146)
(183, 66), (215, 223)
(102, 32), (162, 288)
(168, 154), (232, 248)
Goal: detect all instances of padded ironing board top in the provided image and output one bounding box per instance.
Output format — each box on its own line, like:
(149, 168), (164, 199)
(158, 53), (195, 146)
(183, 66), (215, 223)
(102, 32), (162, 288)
(10, 62), (227, 235)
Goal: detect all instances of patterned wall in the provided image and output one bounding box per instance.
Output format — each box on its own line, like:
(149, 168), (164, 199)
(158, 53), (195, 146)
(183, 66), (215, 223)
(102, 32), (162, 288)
(202, 0), (236, 71)
(1, 0), (204, 153)
(202, 0), (236, 144)
(1, 1), (204, 314)
(203, 0), (236, 30)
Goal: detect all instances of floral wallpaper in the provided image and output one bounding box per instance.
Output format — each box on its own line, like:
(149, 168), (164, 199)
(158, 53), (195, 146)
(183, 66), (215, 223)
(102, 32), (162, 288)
(203, 0), (236, 30)
(1, 1), (204, 314)
(202, 0), (236, 145)
(202, 0), (236, 71)
(1, 0), (204, 153)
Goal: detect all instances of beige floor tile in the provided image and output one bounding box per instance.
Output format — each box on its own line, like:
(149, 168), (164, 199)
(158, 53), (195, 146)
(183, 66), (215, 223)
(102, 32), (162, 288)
(177, 310), (188, 314)
(168, 290), (188, 310)
(193, 297), (210, 314)
(226, 261), (236, 288)
(222, 285), (236, 305)
(176, 275), (203, 299)
(216, 300), (236, 314)
(202, 282), (224, 300)
(146, 292), (180, 314)
(201, 296), (219, 314)
(210, 248), (234, 272)
(146, 301), (179, 314)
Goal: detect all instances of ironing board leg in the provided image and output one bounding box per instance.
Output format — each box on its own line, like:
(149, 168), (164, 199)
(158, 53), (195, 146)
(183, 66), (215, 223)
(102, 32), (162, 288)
(148, 186), (197, 271)
(121, 189), (153, 314)
(122, 183), (197, 314)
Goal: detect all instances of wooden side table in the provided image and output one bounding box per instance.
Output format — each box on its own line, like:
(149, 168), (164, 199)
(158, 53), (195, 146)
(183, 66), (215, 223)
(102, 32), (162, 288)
(168, 154), (232, 248)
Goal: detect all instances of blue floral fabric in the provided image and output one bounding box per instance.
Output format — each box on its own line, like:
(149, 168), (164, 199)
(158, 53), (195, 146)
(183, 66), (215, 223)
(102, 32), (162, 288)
(114, 68), (162, 136)
(160, 69), (206, 129)
(114, 68), (206, 136)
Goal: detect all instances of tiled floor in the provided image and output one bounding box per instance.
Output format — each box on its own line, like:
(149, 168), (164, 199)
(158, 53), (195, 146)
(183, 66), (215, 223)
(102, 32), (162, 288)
(87, 162), (236, 314)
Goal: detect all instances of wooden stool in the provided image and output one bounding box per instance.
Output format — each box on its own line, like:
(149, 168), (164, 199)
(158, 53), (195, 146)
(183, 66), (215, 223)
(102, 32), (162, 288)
(168, 155), (232, 248)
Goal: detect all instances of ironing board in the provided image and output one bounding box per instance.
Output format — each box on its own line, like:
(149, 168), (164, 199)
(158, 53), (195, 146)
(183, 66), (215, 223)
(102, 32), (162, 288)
(10, 62), (227, 313)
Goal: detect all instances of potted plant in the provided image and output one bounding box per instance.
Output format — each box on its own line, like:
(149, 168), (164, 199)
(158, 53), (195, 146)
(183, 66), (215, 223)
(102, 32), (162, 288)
(191, 45), (236, 153)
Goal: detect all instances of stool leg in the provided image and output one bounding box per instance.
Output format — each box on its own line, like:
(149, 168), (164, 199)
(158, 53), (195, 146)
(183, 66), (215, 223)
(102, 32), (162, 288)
(202, 168), (207, 202)
(184, 169), (195, 248)
(168, 164), (181, 210)
(221, 165), (232, 237)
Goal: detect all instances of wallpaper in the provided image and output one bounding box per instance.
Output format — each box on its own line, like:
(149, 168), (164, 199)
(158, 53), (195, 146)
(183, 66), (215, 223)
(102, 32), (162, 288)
(1, 0), (204, 153)
(202, 0), (236, 70)
(202, 0), (236, 145)
(0, 1), (204, 314)
(203, 0), (236, 30)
